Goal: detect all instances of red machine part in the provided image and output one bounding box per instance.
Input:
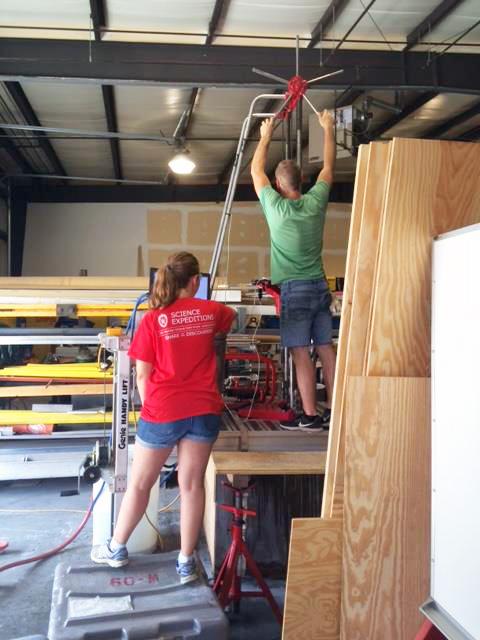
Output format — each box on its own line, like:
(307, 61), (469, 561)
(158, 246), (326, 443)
(254, 278), (281, 316)
(224, 352), (276, 404)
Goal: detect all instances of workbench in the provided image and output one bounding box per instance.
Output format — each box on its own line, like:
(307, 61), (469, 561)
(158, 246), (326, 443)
(203, 450), (326, 573)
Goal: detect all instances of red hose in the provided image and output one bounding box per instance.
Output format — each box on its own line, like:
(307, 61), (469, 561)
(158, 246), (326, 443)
(0, 495), (96, 573)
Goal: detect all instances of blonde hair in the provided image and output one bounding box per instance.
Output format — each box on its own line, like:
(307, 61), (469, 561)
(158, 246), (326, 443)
(150, 252), (200, 309)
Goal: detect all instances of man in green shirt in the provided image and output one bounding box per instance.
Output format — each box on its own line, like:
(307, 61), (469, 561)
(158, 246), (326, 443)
(251, 110), (336, 431)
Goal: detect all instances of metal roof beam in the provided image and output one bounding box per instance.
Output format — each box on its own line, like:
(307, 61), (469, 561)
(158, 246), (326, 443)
(101, 85), (123, 181)
(4, 81), (67, 176)
(1, 40), (480, 95)
(369, 91), (438, 138)
(457, 124), (480, 141)
(405, 0), (466, 51)
(89, 0), (107, 42)
(308, 0), (351, 49)
(0, 132), (34, 173)
(15, 181), (354, 204)
(205, 0), (228, 46)
(335, 87), (364, 108)
(423, 99), (480, 138)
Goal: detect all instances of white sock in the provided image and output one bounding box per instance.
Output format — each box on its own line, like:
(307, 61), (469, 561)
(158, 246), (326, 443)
(110, 538), (126, 551)
(178, 551), (194, 564)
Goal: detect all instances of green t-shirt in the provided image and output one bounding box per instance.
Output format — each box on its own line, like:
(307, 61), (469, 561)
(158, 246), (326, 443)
(259, 182), (330, 285)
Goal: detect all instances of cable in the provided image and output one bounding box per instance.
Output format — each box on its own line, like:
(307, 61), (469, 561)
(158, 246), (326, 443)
(158, 492), (181, 513)
(0, 482), (106, 573)
(246, 319), (262, 420)
(358, 0), (393, 52)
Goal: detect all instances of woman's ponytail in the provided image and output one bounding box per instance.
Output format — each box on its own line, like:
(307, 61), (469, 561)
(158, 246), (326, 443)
(150, 252), (200, 309)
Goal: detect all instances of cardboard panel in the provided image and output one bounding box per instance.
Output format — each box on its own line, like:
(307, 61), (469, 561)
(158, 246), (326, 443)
(147, 209), (183, 244)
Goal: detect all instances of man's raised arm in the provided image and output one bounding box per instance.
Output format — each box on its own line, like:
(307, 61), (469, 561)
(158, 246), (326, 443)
(251, 117), (275, 198)
(317, 110), (335, 186)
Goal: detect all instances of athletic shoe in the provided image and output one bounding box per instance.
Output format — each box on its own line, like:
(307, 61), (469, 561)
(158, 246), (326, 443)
(319, 408), (331, 429)
(176, 556), (198, 585)
(280, 413), (324, 431)
(90, 539), (129, 568)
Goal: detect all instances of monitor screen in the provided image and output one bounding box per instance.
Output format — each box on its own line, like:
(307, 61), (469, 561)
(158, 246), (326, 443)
(149, 268), (210, 300)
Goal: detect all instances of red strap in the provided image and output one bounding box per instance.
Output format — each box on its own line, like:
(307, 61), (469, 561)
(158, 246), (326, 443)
(276, 75), (308, 120)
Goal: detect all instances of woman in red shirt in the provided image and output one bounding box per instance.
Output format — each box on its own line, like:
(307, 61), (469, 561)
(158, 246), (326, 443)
(91, 252), (235, 583)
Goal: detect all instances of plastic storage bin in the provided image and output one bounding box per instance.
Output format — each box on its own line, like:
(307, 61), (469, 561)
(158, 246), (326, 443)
(48, 552), (229, 640)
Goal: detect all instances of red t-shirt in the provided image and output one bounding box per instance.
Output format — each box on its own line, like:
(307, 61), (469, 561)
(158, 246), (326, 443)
(128, 297), (235, 423)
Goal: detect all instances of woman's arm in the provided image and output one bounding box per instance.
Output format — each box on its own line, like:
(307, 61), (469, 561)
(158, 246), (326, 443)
(135, 359), (152, 405)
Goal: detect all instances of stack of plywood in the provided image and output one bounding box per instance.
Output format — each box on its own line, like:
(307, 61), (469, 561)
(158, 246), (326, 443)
(283, 138), (480, 640)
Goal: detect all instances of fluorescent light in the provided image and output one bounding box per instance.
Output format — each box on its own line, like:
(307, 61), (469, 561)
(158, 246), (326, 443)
(168, 152), (196, 175)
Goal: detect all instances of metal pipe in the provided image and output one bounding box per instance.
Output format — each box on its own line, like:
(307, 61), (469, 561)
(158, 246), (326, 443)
(0, 122), (174, 144)
(307, 69), (344, 84)
(252, 68), (289, 85)
(303, 94), (319, 115)
(12, 174), (171, 186)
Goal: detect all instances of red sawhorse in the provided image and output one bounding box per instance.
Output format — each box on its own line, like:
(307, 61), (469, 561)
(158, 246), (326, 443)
(212, 482), (283, 625)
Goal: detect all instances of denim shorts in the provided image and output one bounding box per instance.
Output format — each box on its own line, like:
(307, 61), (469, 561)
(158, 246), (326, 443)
(280, 278), (332, 348)
(136, 414), (221, 449)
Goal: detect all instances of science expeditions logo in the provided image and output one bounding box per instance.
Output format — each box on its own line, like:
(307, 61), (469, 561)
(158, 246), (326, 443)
(158, 314), (168, 328)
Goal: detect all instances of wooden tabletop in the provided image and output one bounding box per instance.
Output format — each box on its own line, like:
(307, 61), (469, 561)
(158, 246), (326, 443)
(210, 451), (326, 475)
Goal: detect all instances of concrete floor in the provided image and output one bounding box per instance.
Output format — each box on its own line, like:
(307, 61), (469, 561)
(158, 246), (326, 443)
(0, 477), (284, 640)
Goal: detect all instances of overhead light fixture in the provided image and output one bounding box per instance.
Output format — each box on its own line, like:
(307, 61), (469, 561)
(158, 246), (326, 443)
(168, 151), (196, 175)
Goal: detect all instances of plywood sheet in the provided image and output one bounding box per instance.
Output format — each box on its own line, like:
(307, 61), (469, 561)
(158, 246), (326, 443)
(367, 139), (480, 377)
(283, 518), (342, 640)
(330, 142), (392, 518)
(322, 144), (369, 518)
(341, 377), (430, 640)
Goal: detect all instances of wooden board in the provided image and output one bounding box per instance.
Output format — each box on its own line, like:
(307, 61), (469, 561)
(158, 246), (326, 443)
(330, 142), (392, 518)
(0, 277), (148, 290)
(211, 451), (326, 475)
(322, 144), (370, 518)
(0, 383), (113, 397)
(367, 139), (480, 377)
(283, 518), (342, 640)
(341, 377), (430, 640)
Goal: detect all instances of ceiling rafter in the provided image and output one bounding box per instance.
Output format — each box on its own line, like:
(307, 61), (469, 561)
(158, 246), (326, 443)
(405, 0), (466, 51)
(1, 40), (480, 95)
(308, 0), (351, 49)
(457, 124), (480, 141)
(205, 0), (228, 46)
(0, 129), (35, 173)
(174, 1), (230, 147)
(369, 91), (438, 139)
(423, 100), (480, 138)
(4, 81), (67, 176)
(90, 0), (123, 182)
(89, 0), (107, 42)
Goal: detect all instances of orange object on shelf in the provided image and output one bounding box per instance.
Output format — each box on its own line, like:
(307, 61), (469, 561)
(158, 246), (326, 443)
(13, 423), (54, 435)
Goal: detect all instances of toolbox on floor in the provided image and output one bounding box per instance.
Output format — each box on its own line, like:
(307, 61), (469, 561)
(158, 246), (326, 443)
(48, 551), (229, 639)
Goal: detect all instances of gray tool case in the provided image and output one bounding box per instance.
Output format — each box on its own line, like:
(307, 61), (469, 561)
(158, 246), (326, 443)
(48, 551), (229, 639)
